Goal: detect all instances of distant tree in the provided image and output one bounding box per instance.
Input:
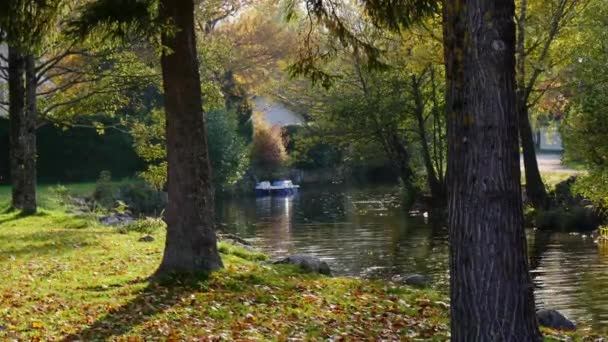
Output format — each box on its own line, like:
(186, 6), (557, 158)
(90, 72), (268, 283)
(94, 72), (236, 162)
(561, 0), (608, 206)
(516, 0), (588, 209)
(0, 0), (62, 214)
(250, 117), (287, 179)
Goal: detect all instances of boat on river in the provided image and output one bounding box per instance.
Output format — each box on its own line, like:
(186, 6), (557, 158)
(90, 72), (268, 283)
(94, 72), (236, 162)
(255, 180), (300, 197)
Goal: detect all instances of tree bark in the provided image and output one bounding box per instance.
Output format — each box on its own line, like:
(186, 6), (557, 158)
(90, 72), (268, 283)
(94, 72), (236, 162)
(519, 104), (548, 208)
(22, 54), (38, 214)
(8, 46), (26, 211)
(443, 0), (542, 340)
(155, 0), (223, 275)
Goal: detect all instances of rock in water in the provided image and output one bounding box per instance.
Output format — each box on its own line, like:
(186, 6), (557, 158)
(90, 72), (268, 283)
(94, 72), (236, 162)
(274, 255), (332, 276)
(537, 309), (576, 331)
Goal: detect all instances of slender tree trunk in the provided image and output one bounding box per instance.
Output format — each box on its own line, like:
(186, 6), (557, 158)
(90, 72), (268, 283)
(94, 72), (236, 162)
(22, 54), (37, 214)
(8, 46), (25, 211)
(443, 0), (542, 340)
(385, 131), (416, 196)
(516, 0), (549, 209)
(412, 75), (446, 203)
(519, 104), (548, 208)
(155, 0), (223, 275)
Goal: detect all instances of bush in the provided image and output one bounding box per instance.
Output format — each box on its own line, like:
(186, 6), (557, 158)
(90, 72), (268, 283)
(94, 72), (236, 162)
(92, 171), (119, 209)
(535, 206), (600, 231)
(250, 117), (287, 179)
(118, 180), (167, 216)
(132, 109), (249, 192)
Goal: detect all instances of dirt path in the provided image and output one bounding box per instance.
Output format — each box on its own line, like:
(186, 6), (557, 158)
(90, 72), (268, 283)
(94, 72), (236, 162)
(520, 153), (584, 174)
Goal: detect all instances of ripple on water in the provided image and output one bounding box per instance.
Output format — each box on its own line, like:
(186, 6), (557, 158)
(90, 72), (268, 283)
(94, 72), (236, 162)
(218, 185), (608, 333)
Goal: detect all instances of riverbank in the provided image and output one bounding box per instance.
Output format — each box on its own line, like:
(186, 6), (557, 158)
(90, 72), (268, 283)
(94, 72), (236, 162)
(0, 209), (452, 340)
(0, 210), (602, 340)
(0, 184), (604, 340)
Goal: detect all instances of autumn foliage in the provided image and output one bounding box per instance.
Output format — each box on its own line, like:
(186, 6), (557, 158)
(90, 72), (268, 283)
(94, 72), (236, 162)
(250, 115), (287, 178)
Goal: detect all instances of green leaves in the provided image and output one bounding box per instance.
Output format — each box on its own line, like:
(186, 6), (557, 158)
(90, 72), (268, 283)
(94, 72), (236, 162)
(66, 0), (161, 44)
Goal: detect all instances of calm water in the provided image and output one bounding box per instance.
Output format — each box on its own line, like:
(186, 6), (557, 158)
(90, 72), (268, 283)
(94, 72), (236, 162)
(217, 185), (608, 333)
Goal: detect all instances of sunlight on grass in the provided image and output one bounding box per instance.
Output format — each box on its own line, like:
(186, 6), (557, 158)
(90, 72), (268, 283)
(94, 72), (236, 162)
(0, 210), (451, 340)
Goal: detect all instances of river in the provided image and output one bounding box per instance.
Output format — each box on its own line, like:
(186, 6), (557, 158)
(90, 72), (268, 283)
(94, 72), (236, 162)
(217, 185), (608, 333)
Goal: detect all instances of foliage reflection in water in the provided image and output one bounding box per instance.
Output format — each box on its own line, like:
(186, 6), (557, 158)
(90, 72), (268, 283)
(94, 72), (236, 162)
(217, 185), (608, 332)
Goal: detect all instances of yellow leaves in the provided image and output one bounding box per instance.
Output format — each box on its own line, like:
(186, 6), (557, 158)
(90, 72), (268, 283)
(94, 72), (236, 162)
(30, 321), (44, 329)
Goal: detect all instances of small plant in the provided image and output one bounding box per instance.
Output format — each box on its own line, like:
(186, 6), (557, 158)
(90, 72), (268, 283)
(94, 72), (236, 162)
(93, 171), (119, 209)
(114, 200), (129, 214)
(50, 185), (71, 204)
(117, 217), (166, 235)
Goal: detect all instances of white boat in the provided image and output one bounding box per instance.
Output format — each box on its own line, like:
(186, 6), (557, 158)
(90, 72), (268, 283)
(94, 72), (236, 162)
(255, 180), (300, 197)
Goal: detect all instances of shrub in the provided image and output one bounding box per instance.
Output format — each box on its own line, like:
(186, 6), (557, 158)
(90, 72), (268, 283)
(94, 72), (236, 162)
(117, 217), (166, 235)
(250, 116), (287, 179)
(118, 180), (167, 216)
(92, 171), (119, 209)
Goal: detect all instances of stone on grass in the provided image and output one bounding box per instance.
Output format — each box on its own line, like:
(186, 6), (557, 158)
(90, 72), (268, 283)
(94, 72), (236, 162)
(99, 213), (135, 226)
(274, 255), (332, 276)
(537, 309), (576, 331)
(138, 235), (155, 242)
(393, 274), (431, 288)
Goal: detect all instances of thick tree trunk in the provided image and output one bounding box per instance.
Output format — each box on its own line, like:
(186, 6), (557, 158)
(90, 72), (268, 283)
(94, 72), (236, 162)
(8, 46), (26, 211)
(22, 54), (37, 214)
(155, 0), (223, 275)
(443, 0), (542, 340)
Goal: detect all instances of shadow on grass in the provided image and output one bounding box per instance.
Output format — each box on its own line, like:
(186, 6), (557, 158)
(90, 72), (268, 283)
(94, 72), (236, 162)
(0, 210), (43, 225)
(63, 274), (209, 341)
(0, 226), (106, 259)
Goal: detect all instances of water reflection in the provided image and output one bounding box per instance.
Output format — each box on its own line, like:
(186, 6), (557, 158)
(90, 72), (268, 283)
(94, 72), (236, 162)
(217, 185), (608, 333)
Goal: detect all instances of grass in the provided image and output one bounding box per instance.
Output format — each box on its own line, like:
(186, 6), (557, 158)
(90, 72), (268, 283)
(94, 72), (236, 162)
(0, 210), (451, 341)
(0, 182), (98, 211)
(0, 183), (602, 340)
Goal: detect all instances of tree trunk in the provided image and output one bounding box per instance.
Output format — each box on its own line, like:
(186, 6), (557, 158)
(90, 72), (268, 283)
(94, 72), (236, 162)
(516, 0), (549, 209)
(519, 104), (549, 208)
(8, 46), (25, 211)
(412, 75), (446, 204)
(155, 0), (223, 275)
(385, 131), (416, 197)
(443, 0), (542, 340)
(22, 54), (37, 214)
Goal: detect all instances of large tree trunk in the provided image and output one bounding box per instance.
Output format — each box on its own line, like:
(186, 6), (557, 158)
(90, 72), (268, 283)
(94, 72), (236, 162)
(8, 46), (26, 211)
(443, 0), (542, 340)
(155, 0), (223, 275)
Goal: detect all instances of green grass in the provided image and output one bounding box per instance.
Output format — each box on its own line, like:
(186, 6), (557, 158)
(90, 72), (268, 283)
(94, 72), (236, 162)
(0, 182), (98, 211)
(0, 210), (451, 340)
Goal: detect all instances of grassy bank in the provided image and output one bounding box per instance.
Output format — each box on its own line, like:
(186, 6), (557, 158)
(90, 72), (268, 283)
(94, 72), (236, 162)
(0, 210), (451, 340)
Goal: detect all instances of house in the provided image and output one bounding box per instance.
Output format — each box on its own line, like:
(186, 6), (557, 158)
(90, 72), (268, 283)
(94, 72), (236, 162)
(252, 96), (305, 127)
(534, 123), (564, 152)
